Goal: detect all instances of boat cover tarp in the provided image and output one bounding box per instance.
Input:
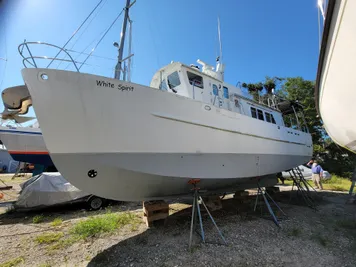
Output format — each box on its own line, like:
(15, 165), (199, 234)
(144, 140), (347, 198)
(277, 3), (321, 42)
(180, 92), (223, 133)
(15, 172), (89, 208)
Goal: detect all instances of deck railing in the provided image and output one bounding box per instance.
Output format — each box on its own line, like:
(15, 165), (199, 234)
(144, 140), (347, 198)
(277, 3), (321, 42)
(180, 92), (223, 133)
(18, 41), (80, 72)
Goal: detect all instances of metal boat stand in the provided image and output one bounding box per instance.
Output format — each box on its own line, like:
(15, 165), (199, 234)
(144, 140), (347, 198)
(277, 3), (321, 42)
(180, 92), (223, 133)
(289, 167), (317, 210)
(254, 181), (287, 227)
(188, 179), (227, 250)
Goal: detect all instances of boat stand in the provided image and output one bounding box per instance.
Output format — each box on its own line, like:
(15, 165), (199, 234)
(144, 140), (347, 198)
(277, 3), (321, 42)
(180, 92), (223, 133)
(188, 179), (227, 250)
(254, 182), (287, 227)
(289, 167), (317, 210)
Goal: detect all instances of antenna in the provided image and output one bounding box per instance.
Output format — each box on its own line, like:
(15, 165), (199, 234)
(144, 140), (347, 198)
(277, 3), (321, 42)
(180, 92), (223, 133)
(217, 16), (223, 63)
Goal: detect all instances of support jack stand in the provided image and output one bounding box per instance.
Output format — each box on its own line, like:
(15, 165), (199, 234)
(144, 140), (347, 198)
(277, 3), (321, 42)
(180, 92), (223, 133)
(188, 179), (227, 250)
(254, 182), (287, 227)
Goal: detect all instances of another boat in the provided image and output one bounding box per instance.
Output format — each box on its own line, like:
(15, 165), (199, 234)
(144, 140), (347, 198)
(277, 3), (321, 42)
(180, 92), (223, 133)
(0, 142), (19, 173)
(315, 0), (356, 152)
(0, 84), (55, 168)
(0, 123), (54, 167)
(18, 1), (312, 201)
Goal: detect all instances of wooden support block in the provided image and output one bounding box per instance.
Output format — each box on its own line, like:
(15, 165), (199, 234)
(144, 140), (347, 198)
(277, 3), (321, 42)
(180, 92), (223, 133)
(203, 196), (222, 211)
(143, 200), (169, 227)
(266, 187), (280, 195)
(233, 190), (249, 199)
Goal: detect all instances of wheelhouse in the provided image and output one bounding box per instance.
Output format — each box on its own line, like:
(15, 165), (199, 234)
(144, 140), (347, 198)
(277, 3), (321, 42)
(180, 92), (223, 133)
(150, 61), (308, 133)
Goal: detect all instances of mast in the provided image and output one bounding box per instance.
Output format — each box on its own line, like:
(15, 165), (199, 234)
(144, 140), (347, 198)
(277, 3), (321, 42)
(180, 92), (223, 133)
(115, 0), (131, 80)
(127, 18), (133, 82)
(217, 16), (223, 63)
(215, 16), (225, 81)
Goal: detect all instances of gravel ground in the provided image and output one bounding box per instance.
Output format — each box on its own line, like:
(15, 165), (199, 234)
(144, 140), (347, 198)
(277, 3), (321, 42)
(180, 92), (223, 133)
(1, 175), (356, 267)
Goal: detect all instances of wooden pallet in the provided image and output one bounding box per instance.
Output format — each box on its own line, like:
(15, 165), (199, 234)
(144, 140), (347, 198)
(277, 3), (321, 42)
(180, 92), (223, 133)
(143, 200), (169, 227)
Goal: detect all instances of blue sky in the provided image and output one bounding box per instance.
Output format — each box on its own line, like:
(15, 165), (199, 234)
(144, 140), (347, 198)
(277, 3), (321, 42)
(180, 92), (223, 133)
(0, 0), (321, 118)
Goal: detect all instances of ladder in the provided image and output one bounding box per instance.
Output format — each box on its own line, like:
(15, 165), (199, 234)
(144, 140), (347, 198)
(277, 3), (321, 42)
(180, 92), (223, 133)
(288, 166), (317, 210)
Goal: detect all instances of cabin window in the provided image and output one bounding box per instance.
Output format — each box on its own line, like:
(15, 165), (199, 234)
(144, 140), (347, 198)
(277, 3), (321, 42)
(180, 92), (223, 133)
(159, 79), (168, 91)
(257, 110), (264, 121)
(167, 71), (181, 90)
(265, 112), (276, 124)
(251, 107), (257, 118)
(265, 112), (271, 123)
(213, 84), (218, 96)
(223, 86), (229, 99)
(187, 71), (203, 88)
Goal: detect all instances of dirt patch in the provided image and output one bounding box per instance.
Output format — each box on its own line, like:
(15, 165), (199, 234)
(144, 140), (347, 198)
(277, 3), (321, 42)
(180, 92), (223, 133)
(1, 178), (356, 267)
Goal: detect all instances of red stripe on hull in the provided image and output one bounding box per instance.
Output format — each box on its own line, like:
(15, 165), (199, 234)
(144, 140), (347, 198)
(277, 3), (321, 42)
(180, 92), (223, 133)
(8, 151), (49, 155)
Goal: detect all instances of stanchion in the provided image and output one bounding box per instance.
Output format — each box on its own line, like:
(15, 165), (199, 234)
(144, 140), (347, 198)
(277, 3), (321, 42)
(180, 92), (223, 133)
(188, 179), (227, 250)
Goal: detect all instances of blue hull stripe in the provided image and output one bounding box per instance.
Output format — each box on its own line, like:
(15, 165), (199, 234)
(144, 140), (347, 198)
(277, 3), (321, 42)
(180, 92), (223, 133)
(0, 129), (43, 135)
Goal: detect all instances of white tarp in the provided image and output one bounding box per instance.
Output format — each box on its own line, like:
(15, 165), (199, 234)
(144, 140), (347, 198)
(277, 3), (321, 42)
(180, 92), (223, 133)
(15, 172), (90, 208)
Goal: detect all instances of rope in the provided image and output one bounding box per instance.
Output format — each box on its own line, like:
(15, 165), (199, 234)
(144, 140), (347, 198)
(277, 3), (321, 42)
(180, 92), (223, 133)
(79, 8), (125, 70)
(66, 49), (116, 61)
(56, 0), (109, 69)
(66, 0), (108, 52)
(47, 0), (104, 69)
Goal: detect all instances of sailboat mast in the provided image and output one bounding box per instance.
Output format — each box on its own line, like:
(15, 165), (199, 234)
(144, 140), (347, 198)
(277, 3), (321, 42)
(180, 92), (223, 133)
(115, 0), (131, 80)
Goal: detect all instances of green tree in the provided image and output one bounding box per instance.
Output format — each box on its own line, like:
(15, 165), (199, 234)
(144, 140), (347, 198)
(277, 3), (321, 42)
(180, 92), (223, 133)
(279, 77), (325, 145)
(279, 77), (356, 177)
(243, 76), (356, 177)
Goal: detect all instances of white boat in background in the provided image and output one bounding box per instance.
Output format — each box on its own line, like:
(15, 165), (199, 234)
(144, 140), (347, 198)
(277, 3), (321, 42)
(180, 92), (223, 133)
(282, 165), (332, 180)
(316, 0), (356, 152)
(0, 84), (54, 168)
(16, 1), (312, 201)
(0, 123), (54, 168)
(0, 143), (19, 173)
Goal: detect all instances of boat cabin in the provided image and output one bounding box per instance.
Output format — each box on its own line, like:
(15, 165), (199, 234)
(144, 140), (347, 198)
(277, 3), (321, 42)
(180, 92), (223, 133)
(150, 60), (308, 133)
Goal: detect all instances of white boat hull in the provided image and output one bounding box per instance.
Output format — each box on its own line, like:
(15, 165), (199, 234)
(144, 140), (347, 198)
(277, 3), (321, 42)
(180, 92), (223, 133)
(316, 0), (356, 152)
(0, 126), (53, 166)
(22, 68), (312, 201)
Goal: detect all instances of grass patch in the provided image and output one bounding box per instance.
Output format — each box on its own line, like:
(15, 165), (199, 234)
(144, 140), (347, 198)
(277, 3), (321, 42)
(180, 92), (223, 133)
(71, 211), (139, 239)
(50, 217), (63, 227)
(35, 232), (64, 244)
(38, 264), (51, 267)
(47, 235), (81, 252)
(288, 227), (302, 237)
(323, 176), (351, 192)
(282, 179), (294, 186)
(0, 256), (24, 267)
(282, 175), (351, 192)
(32, 214), (45, 224)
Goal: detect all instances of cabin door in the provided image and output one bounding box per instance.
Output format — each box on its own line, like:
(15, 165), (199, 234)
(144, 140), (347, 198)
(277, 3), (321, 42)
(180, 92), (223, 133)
(211, 83), (223, 108)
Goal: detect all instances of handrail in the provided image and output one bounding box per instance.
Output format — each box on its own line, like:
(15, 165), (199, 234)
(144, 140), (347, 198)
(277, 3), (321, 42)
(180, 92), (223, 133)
(18, 41), (80, 72)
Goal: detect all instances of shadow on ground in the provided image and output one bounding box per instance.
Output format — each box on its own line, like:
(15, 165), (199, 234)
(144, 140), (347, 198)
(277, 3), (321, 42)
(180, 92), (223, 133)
(88, 190), (355, 267)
